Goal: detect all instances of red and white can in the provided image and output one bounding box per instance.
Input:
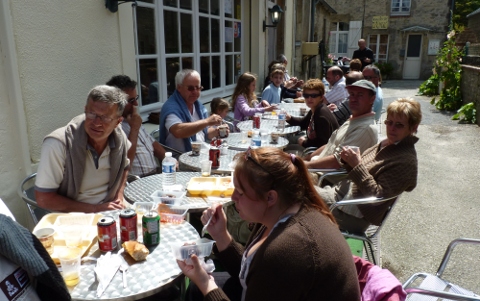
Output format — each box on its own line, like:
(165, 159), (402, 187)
(97, 216), (118, 252)
(209, 147), (220, 169)
(253, 114), (261, 129)
(120, 209), (137, 242)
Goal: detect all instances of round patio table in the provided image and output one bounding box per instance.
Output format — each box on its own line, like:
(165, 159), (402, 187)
(178, 148), (242, 174)
(236, 119), (300, 135)
(222, 132), (289, 151)
(70, 211), (199, 301)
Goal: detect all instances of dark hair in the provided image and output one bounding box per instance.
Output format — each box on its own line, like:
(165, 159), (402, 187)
(302, 78), (325, 95)
(349, 59), (362, 72)
(234, 147), (336, 224)
(210, 97), (230, 115)
(106, 75), (137, 90)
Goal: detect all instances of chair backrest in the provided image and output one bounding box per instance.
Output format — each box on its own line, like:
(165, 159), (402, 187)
(17, 173), (50, 226)
(150, 128), (184, 158)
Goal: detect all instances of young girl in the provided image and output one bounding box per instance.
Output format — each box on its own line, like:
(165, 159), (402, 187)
(232, 72), (274, 122)
(210, 97), (237, 132)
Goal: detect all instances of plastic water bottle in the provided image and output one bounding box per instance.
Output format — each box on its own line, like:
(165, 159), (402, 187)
(251, 130), (261, 148)
(277, 111), (286, 132)
(322, 77), (330, 92)
(162, 152), (176, 191)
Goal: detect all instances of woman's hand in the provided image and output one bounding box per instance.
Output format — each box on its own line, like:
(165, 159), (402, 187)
(340, 146), (361, 168)
(177, 255), (218, 296)
(201, 204), (232, 251)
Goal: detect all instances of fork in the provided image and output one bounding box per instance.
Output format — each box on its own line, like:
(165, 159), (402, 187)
(201, 208), (215, 237)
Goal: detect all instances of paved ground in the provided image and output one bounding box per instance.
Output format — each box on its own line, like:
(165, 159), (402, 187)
(378, 80), (480, 293)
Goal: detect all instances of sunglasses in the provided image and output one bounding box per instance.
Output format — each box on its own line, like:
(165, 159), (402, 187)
(244, 148), (276, 187)
(185, 85), (204, 92)
(128, 95), (139, 104)
(384, 119), (406, 129)
(303, 93), (321, 99)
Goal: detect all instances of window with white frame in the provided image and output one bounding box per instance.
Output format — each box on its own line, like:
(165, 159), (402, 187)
(368, 34), (389, 63)
(391, 0), (411, 16)
(329, 22), (349, 60)
(134, 0), (243, 112)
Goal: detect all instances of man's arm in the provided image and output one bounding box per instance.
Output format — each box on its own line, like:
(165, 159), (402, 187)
(124, 107), (143, 165)
(152, 141), (166, 162)
(35, 190), (123, 212)
(304, 154), (341, 169)
(169, 114), (223, 139)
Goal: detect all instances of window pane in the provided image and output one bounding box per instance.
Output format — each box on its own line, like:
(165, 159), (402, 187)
(380, 35), (389, 43)
(234, 22), (241, 51)
(338, 33), (348, 53)
(200, 17), (210, 53)
(211, 0), (219, 16)
(139, 59), (158, 106)
(234, 0), (241, 19)
(137, 7), (156, 55)
(235, 54), (241, 79)
(182, 57), (193, 70)
(212, 56), (220, 88)
(401, 0), (410, 11)
(164, 0), (177, 7)
(391, 0), (400, 11)
(199, 0), (209, 13)
(164, 10), (179, 53)
(181, 13), (193, 53)
(200, 56), (211, 90)
(166, 58), (180, 97)
(225, 21), (233, 52)
(180, 0), (191, 10)
(339, 22), (349, 31)
(211, 19), (220, 52)
(225, 55), (233, 85)
(329, 33), (337, 53)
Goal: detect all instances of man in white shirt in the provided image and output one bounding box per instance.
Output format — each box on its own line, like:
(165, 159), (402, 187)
(324, 66), (349, 106)
(159, 69), (223, 152)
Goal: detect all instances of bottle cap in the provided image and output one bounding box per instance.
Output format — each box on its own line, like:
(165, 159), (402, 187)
(166, 152), (172, 157)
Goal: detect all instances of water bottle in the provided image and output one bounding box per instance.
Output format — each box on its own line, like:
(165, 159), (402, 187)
(162, 152), (176, 191)
(322, 77), (330, 92)
(251, 130), (261, 148)
(277, 111), (286, 132)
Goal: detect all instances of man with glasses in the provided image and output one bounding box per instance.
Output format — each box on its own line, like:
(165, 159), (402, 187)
(324, 66), (349, 106)
(362, 65), (384, 122)
(35, 85), (130, 212)
(159, 69), (224, 152)
(106, 75), (166, 177)
(305, 80), (378, 169)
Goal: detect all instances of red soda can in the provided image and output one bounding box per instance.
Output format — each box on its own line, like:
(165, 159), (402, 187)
(253, 114), (261, 129)
(97, 216), (118, 252)
(209, 147), (220, 169)
(120, 209), (137, 242)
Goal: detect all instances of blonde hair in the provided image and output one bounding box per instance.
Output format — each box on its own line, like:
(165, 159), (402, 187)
(387, 98), (422, 131)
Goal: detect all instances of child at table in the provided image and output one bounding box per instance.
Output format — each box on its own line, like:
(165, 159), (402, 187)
(261, 69), (284, 105)
(210, 97), (238, 133)
(232, 72), (274, 123)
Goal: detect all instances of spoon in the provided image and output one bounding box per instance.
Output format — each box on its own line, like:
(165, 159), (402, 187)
(201, 207), (215, 237)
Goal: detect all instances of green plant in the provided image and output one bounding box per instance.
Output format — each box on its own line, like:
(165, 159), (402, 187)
(452, 102), (477, 123)
(418, 73), (440, 96)
(375, 61), (394, 79)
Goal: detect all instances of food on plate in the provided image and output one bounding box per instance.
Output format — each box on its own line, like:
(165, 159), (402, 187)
(122, 241), (149, 261)
(157, 203), (175, 214)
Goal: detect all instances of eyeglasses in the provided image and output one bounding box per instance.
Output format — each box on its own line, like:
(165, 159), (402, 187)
(128, 95), (139, 104)
(364, 76), (378, 80)
(303, 93), (321, 99)
(184, 85), (204, 92)
(244, 148), (276, 186)
(85, 112), (116, 123)
(384, 119), (406, 129)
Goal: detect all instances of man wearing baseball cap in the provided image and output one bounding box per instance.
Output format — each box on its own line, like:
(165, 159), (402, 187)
(305, 79), (378, 169)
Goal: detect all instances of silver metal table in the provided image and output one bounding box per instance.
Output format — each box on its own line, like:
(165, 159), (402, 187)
(262, 103), (309, 120)
(222, 132), (289, 150)
(71, 212), (199, 301)
(178, 149), (242, 174)
(236, 119), (300, 135)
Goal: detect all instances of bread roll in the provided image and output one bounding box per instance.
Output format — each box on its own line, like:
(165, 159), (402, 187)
(122, 241), (149, 261)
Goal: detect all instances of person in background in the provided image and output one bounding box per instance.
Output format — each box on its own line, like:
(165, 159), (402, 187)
(211, 97), (238, 133)
(348, 58), (362, 73)
(35, 85), (130, 212)
(328, 71), (364, 126)
(233, 72), (274, 122)
(159, 69), (223, 152)
(106, 75), (166, 177)
(277, 54), (291, 82)
(178, 147), (361, 300)
(352, 39), (375, 70)
(324, 66), (349, 106)
(261, 69), (284, 105)
(286, 79), (339, 148)
(304, 80), (378, 166)
(318, 98), (421, 233)
(363, 65), (384, 123)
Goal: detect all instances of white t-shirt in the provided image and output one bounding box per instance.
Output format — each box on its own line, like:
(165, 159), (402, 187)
(165, 106), (205, 152)
(0, 255), (40, 301)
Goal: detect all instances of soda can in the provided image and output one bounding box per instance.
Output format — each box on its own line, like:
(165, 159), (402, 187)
(120, 208), (137, 242)
(97, 216), (118, 252)
(209, 147), (220, 169)
(142, 211), (160, 246)
(253, 114), (261, 129)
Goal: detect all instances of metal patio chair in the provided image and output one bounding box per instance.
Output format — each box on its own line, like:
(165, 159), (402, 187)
(403, 237), (480, 301)
(17, 173), (51, 226)
(150, 128), (184, 158)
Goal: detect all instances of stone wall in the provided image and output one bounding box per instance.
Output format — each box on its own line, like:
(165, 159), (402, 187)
(460, 64), (480, 125)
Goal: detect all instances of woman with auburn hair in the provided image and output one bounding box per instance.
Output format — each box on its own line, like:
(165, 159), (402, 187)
(177, 147), (360, 301)
(232, 72), (274, 122)
(319, 97), (421, 234)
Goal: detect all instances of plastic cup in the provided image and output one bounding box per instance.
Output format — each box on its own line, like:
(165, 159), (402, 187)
(218, 125), (228, 138)
(61, 225), (84, 248)
(260, 130), (269, 144)
(300, 107), (307, 116)
(201, 160), (212, 177)
(33, 227), (55, 255)
(58, 247), (82, 286)
(270, 132), (279, 144)
(348, 146), (360, 154)
(191, 142), (201, 156)
(241, 130), (249, 143)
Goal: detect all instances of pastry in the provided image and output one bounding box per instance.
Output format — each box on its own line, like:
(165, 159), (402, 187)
(122, 241), (149, 261)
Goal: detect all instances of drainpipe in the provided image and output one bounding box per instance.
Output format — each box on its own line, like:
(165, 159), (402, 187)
(309, 0), (321, 78)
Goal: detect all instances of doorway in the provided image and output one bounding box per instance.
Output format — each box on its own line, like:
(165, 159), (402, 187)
(403, 34), (422, 79)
